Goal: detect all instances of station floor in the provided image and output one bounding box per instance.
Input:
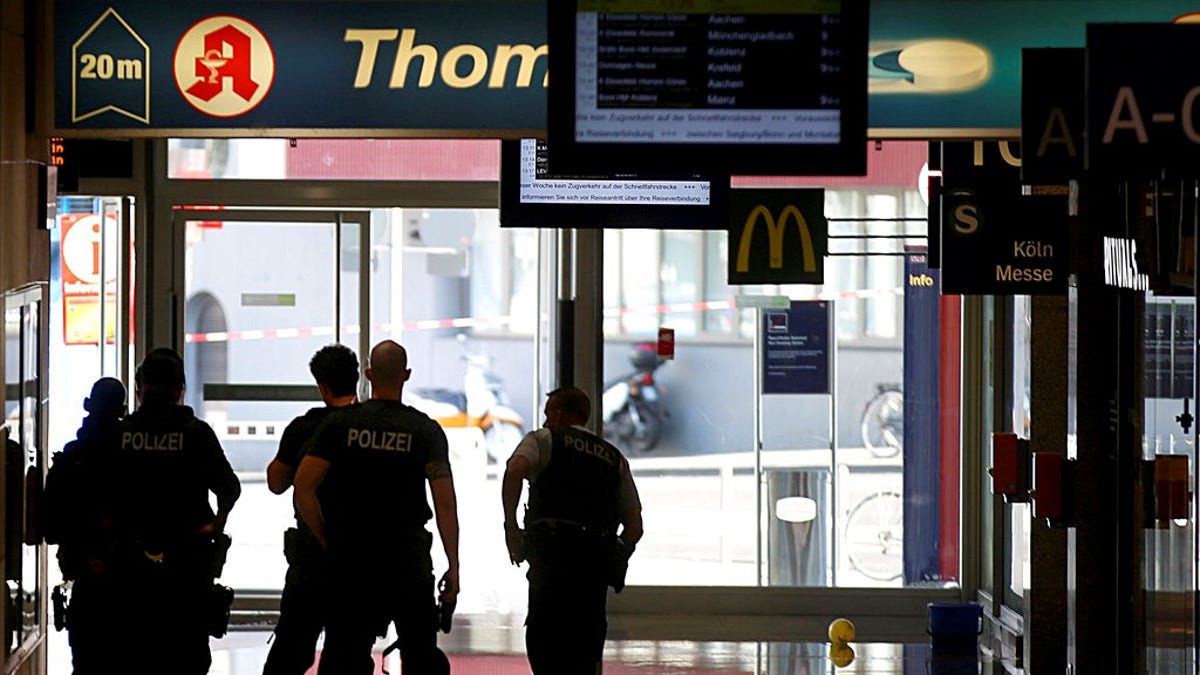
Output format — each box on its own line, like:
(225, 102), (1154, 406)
(45, 611), (1200, 674)
(50, 612), (1027, 674)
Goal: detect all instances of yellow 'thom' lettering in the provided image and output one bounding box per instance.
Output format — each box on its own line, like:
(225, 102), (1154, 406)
(345, 28), (548, 90)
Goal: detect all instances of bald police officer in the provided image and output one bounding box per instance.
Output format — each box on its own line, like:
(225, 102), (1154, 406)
(502, 386), (644, 674)
(294, 340), (459, 675)
(114, 347), (241, 675)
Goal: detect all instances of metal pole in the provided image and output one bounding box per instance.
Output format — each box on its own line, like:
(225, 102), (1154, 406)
(830, 301), (838, 587)
(754, 307), (763, 586)
(334, 212), (343, 346)
(117, 197), (132, 385)
(358, 213), (370, 378)
(98, 198), (113, 373)
(1193, 180), (1199, 675)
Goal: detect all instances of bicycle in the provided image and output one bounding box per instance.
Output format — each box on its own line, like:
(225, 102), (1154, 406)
(860, 383), (903, 458)
(844, 490), (904, 582)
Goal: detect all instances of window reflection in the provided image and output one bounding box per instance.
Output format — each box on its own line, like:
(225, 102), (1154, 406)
(3, 293), (44, 656)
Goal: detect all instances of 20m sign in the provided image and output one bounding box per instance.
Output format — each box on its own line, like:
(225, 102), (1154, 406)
(71, 8), (150, 124)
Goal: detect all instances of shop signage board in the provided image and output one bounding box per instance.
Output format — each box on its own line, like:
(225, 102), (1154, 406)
(54, 1), (548, 134)
(727, 189), (827, 286)
(51, 0), (1200, 136)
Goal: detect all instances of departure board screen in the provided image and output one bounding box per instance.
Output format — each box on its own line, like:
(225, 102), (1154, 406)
(548, 0), (867, 176)
(499, 139), (730, 228)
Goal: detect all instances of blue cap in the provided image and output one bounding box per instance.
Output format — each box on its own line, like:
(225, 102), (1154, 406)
(85, 377), (126, 415)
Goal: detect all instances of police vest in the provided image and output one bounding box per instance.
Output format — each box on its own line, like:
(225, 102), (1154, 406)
(315, 399), (440, 539)
(526, 426), (622, 533)
(116, 405), (227, 546)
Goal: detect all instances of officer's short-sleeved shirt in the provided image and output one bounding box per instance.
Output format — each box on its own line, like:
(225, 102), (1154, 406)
(273, 406), (336, 468)
(274, 405), (342, 524)
(308, 398), (449, 545)
(116, 403), (241, 545)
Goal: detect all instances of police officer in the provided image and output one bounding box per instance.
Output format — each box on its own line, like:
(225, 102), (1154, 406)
(502, 386), (644, 675)
(114, 347), (241, 675)
(294, 339), (459, 675)
(262, 344), (359, 675)
(43, 377), (126, 674)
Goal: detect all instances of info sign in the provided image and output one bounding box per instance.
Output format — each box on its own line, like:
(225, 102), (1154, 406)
(761, 300), (831, 395)
(60, 213), (118, 345)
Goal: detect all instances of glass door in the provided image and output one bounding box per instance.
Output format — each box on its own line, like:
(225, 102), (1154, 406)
(176, 203), (553, 620)
(4, 283), (49, 661)
(175, 208), (368, 592)
(1143, 297), (1195, 671)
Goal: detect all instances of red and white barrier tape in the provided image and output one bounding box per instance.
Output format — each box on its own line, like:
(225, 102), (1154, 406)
(185, 288), (902, 344)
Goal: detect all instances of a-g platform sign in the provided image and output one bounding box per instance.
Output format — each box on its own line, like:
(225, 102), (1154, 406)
(728, 189), (827, 286)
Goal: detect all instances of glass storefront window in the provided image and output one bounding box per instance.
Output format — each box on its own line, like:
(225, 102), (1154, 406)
(160, 139), (962, 611)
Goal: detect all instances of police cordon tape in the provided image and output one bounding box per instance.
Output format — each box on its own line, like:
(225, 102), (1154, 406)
(183, 288), (903, 345)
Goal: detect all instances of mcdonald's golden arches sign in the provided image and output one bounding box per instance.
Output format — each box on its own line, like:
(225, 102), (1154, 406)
(728, 189), (827, 285)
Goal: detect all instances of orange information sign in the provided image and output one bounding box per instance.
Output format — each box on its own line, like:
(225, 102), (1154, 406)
(60, 213), (118, 345)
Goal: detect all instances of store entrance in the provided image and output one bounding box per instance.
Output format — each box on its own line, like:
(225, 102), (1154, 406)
(172, 208), (370, 592)
(170, 199), (550, 618)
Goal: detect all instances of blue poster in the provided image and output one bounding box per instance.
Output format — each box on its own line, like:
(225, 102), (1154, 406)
(902, 247), (941, 583)
(761, 301), (830, 395)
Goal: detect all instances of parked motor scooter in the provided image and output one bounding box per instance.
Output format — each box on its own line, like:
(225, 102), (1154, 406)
(407, 351), (525, 462)
(602, 342), (668, 454)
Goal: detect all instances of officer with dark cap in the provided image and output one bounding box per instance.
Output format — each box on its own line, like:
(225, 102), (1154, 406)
(502, 386), (644, 674)
(43, 376), (127, 674)
(263, 343), (359, 675)
(114, 347), (241, 675)
(295, 339), (460, 675)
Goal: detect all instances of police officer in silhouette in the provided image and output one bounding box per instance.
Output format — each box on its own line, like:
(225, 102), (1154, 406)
(114, 347), (241, 675)
(502, 386), (644, 675)
(43, 377), (127, 674)
(262, 344), (359, 675)
(295, 339), (459, 675)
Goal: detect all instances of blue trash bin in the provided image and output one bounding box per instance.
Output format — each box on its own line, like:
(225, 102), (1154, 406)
(927, 602), (982, 653)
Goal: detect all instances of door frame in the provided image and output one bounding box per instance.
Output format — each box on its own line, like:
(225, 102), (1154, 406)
(169, 208), (373, 387)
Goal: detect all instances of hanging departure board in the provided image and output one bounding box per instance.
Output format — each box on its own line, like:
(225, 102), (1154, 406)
(547, 0), (868, 176)
(499, 138), (729, 228)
